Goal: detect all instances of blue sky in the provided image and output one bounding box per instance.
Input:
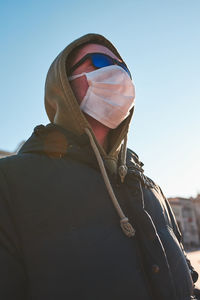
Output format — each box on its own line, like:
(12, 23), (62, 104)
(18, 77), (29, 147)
(1, 0), (200, 198)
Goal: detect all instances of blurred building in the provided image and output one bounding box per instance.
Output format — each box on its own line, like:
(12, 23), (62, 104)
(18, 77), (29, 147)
(191, 194), (200, 241)
(0, 150), (13, 158)
(0, 141), (25, 159)
(168, 197), (200, 248)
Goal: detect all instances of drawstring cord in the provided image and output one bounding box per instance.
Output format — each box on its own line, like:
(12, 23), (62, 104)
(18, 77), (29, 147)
(85, 128), (135, 238)
(118, 135), (128, 183)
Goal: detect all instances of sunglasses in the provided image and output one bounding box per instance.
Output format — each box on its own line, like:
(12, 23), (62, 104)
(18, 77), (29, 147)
(69, 52), (132, 78)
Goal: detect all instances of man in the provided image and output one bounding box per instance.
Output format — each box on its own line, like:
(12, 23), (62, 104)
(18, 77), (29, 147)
(0, 33), (199, 299)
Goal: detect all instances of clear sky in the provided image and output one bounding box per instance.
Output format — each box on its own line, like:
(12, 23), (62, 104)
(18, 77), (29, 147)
(1, 0), (200, 198)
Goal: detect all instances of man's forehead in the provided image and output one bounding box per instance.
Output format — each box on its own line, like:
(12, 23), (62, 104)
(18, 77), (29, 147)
(69, 43), (122, 68)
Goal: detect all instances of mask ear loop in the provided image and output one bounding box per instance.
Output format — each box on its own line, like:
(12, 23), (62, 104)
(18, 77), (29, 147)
(68, 72), (86, 81)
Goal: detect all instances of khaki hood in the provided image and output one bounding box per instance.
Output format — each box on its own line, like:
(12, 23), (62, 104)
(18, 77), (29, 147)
(44, 33), (134, 173)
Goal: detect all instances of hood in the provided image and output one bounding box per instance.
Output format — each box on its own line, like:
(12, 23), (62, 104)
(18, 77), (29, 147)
(44, 33), (134, 173)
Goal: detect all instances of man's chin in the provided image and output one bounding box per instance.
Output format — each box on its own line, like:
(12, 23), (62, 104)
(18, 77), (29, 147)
(84, 113), (111, 131)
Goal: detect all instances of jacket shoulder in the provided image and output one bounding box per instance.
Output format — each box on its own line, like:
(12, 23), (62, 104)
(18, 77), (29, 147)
(0, 154), (19, 170)
(126, 148), (158, 190)
(0, 152), (40, 178)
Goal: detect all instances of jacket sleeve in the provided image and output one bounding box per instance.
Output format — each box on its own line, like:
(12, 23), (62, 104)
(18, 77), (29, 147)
(0, 168), (28, 299)
(159, 187), (199, 284)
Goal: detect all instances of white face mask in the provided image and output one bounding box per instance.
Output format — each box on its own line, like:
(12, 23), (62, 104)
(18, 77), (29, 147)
(69, 65), (135, 129)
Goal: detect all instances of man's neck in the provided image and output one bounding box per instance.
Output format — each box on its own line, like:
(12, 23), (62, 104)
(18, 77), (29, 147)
(84, 114), (110, 151)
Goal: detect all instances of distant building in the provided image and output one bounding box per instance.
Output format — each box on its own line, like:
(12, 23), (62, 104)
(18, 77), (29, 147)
(191, 194), (200, 241)
(168, 197), (199, 248)
(0, 150), (14, 158)
(0, 141), (25, 159)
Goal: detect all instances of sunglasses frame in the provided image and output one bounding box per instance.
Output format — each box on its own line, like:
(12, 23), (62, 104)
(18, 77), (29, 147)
(69, 52), (132, 78)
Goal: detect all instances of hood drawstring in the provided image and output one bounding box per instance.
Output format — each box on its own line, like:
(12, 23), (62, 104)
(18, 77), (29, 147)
(118, 135), (128, 183)
(85, 128), (135, 238)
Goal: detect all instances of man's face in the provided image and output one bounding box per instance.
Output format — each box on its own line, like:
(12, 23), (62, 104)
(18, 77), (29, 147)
(69, 43), (122, 105)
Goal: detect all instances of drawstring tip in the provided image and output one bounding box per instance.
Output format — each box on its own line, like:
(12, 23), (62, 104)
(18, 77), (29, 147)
(118, 165), (128, 183)
(120, 218), (136, 238)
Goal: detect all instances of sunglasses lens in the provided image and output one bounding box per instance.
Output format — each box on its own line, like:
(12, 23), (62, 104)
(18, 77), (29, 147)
(92, 53), (113, 68)
(91, 53), (131, 78)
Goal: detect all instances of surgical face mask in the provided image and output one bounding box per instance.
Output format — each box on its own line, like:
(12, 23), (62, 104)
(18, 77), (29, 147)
(69, 65), (135, 129)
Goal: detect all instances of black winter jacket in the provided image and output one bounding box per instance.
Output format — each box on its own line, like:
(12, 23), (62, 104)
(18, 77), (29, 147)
(0, 124), (198, 300)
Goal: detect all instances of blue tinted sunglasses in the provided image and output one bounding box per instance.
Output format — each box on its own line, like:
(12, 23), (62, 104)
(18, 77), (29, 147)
(70, 52), (132, 78)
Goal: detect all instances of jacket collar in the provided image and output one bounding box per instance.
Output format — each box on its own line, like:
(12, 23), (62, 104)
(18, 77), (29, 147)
(19, 123), (144, 175)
